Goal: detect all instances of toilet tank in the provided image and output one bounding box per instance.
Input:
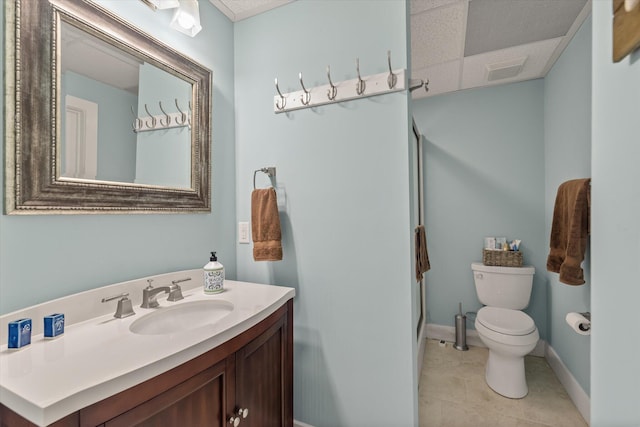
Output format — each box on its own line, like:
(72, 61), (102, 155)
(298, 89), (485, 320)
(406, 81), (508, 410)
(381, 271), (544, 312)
(471, 262), (535, 309)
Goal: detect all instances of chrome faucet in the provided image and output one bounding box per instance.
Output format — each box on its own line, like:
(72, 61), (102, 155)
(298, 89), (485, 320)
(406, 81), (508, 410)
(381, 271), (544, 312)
(140, 279), (187, 308)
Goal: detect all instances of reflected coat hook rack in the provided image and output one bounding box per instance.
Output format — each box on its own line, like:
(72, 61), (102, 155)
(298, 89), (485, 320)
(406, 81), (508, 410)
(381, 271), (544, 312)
(274, 51), (407, 113)
(131, 99), (191, 133)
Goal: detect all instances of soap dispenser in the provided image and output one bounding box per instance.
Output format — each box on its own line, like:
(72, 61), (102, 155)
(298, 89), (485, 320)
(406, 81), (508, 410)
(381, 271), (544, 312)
(204, 251), (224, 294)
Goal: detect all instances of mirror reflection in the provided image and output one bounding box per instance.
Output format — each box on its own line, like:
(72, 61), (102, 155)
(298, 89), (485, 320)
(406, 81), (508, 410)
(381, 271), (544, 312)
(60, 21), (192, 189)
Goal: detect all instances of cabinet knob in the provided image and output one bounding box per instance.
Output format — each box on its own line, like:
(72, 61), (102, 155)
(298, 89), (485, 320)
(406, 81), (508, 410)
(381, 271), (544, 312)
(228, 407), (248, 425)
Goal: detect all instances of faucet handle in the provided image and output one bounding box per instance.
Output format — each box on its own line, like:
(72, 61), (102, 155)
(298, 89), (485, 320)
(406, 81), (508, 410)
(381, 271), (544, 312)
(145, 279), (154, 289)
(167, 284), (184, 302)
(102, 293), (136, 319)
(167, 278), (189, 302)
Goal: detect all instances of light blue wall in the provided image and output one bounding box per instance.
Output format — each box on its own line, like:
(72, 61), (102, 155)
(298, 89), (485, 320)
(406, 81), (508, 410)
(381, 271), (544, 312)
(544, 16), (592, 395)
(591, 1), (640, 425)
(136, 63), (192, 188)
(63, 70), (138, 182)
(234, 1), (417, 426)
(12, 1), (640, 424)
(412, 80), (547, 338)
(0, 0), (236, 314)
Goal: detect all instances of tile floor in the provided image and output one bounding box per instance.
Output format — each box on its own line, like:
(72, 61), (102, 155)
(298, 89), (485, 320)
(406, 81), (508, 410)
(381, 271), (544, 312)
(418, 339), (588, 427)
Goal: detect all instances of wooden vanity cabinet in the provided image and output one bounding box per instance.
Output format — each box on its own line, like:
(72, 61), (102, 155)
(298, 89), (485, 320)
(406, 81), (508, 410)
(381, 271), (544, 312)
(234, 312), (292, 427)
(0, 299), (293, 427)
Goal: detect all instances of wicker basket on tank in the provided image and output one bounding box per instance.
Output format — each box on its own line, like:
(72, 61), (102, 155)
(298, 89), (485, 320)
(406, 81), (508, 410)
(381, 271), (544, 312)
(482, 249), (523, 267)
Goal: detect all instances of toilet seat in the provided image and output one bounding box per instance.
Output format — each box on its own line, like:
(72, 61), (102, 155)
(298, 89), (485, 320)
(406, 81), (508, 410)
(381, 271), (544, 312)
(477, 307), (535, 336)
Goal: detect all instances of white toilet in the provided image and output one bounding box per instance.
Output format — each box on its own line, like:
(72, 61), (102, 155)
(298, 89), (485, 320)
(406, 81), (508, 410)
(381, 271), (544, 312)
(471, 262), (539, 399)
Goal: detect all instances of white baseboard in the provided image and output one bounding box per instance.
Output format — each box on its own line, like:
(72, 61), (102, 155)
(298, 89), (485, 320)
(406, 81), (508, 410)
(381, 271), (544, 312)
(294, 420), (315, 427)
(545, 344), (590, 425)
(425, 323), (545, 357)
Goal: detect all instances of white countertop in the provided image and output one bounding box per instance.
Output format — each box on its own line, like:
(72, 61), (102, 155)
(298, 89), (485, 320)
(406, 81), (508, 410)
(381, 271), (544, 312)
(0, 270), (295, 426)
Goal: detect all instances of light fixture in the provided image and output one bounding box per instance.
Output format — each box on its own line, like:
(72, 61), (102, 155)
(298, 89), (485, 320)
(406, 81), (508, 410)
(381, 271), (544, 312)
(170, 0), (202, 37)
(146, 0), (180, 10)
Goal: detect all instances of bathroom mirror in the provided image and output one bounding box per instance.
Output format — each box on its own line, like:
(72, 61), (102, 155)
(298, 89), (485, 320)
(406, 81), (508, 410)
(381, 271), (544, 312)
(4, 0), (212, 214)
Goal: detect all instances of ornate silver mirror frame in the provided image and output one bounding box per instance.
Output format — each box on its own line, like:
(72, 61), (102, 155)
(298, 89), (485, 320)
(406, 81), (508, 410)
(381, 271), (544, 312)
(4, 0), (212, 214)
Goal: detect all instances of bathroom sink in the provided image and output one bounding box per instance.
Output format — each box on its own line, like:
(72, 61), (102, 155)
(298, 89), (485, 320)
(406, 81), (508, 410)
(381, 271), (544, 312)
(129, 300), (234, 335)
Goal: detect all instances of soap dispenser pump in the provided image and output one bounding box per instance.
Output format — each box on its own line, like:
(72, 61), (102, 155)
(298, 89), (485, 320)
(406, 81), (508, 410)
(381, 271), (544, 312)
(204, 251), (224, 294)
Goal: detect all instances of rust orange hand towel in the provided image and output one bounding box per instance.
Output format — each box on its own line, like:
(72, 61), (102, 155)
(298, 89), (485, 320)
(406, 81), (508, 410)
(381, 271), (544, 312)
(251, 188), (283, 261)
(546, 178), (590, 285)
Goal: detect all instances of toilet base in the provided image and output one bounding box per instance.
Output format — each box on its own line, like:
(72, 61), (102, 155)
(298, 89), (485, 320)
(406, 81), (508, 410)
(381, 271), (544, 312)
(485, 350), (528, 399)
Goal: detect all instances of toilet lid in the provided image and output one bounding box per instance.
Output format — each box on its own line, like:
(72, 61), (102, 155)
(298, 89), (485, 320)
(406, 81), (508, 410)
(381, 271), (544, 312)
(477, 307), (536, 336)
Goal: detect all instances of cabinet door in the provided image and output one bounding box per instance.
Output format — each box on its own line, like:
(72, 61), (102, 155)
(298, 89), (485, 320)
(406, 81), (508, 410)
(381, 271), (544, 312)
(234, 309), (292, 427)
(104, 360), (228, 427)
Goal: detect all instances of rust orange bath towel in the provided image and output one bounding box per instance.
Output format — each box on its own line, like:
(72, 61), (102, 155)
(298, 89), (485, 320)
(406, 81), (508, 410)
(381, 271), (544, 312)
(546, 178), (590, 285)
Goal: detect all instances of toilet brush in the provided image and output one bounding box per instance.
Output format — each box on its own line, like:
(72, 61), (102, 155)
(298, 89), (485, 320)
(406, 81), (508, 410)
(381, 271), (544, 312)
(454, 302), (469, 351)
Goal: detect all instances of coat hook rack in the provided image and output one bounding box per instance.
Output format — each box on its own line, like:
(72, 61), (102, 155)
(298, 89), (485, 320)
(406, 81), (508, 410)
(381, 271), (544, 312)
(273, 51), (407, 113)
(132, 99), (192, 133)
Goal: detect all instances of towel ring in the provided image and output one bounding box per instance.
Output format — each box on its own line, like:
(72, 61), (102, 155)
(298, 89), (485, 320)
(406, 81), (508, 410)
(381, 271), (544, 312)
(253, 167), (277, 190)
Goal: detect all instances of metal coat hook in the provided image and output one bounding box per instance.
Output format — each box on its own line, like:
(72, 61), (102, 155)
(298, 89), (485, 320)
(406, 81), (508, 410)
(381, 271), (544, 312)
(274, 78), (286, 110)
(387, 50), (397, 89)
(130, 106), (142, 131)
(174, 99), (188, 125)
(355, 58), (366, 95)
(326, 66), (338, 101)
(158, 101), (171, 127)
(143, 104), (157, 129)
(299, 73), (311, 106)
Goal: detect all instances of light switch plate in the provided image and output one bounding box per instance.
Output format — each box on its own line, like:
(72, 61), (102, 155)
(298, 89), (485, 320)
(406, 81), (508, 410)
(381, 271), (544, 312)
(239, 222), (250, 244)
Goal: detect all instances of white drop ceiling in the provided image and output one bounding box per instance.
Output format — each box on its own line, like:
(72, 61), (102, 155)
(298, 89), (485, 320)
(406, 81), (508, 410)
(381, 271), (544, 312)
(209, 0), (293, 22)
(209, 0), (591, 100)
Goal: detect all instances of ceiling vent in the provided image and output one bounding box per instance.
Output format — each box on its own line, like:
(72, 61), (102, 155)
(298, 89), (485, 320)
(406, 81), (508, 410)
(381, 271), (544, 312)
(485, 56), (528, 81)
